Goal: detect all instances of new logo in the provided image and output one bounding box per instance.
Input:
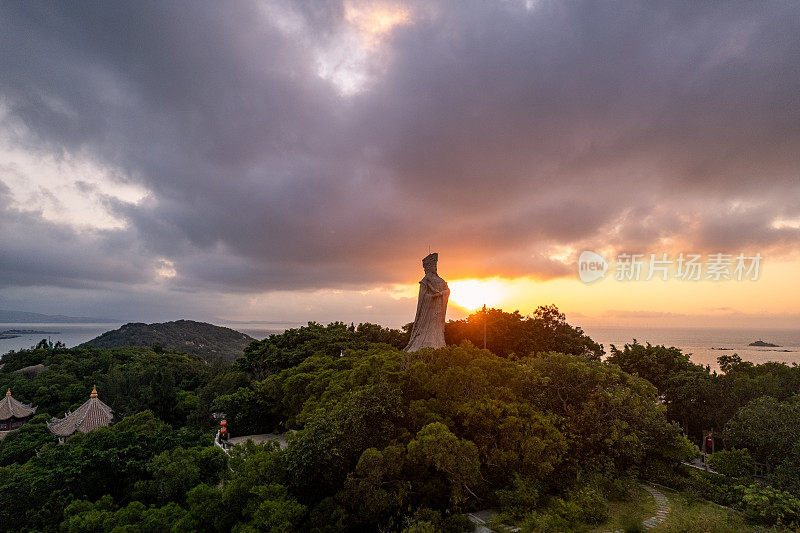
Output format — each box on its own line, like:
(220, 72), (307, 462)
(578, 250), (608, 283)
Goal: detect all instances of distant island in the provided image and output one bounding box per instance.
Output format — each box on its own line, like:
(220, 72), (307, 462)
(0, 309), (118, 323)
(3, 329), (61, 334)
(80, 320), (255, 361)
(749, 339), (781, 347)
(0, 329), (61, 340)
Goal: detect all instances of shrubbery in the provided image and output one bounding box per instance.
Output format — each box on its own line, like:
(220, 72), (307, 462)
(661, 465), (800, 529)
(706, 448), (754, 478)
(737, 484), (800, 527)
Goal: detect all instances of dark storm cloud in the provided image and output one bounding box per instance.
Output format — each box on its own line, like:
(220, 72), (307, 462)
(0, 184), (152, 288)
(0, 0), (798, 297)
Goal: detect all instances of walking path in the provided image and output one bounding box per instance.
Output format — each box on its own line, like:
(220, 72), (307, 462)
(467, 510), (519, 533)
(639, 483), (670, 530)
(214, 431), (291, 455)
(683, 458), (720, 474)
(227, 432), (290, 449)
(466, 512), (495, 533)
(608, 483), (671, 533)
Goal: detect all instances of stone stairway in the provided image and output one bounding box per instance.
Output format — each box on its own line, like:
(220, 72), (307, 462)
(608, 483), (671, 533)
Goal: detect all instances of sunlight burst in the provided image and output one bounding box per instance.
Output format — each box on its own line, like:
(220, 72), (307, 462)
(448, 278), (509, 311)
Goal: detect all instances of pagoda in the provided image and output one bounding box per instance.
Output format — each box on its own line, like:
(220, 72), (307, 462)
(48, 385), (113, 442)
(0, 389), (37, 431)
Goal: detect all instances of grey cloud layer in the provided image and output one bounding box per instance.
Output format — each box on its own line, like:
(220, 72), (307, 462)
(1, 0), (798, 299)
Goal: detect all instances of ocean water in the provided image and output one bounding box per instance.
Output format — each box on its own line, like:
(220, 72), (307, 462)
(2, 322), (798, 371)
(583, 326), (800, 371)
(0, 322), (289, 357)
(0, 323), (125, 355)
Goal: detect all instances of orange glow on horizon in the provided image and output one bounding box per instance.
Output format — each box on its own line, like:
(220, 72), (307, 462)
(443, 260), (800, 328)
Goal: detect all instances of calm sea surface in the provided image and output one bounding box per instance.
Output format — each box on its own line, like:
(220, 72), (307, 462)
(2, 322), (798, 371)
(0, 323), (125, 355)
(582, 326), (800, 370)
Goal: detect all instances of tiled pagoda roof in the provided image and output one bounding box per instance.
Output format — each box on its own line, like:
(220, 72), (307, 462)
(47, 386), (113, 438)
(0, 389), (37, 421)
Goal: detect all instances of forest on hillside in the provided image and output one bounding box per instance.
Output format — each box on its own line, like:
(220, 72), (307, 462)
(0, 307), (798, 532)
(79, 320), (255, 362)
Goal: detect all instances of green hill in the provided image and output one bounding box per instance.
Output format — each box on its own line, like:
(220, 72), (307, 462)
(80, 320), (254, 361)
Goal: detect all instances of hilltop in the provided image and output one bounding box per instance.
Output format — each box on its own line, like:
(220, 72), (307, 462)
(80, 320), (254, 361)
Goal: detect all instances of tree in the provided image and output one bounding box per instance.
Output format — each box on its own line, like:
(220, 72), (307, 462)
(0, 411), (206, 530)
(406, 422), (481, 507)
(134, 446), (227, 505)
(238, 322), (408, 377)
(445, 305), (603, 359)
(526, 352), (693, 476)
(607, 341), (699, 392)
(340, 445), (410, 528)
(771, 440), (800, 495)
(0, 414), (54, 466)
(247, 484), (307, 532)
(723, 396), (800, 467)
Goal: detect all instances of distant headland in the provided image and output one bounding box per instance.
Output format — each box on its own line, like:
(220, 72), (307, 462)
(79, 320), (254, 361)
(0, 309), (118, 324)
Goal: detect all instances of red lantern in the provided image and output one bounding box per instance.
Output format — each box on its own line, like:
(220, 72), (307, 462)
(220, 419), (227, 427)
(220, 426), (227, 435)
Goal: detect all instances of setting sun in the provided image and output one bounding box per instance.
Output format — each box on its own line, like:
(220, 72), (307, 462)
(448, 278), (509, 311)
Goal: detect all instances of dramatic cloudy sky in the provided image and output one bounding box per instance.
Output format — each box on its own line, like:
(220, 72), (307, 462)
(1, 1), (799, 328)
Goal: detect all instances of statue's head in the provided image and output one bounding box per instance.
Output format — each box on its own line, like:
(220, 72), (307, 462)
(422, 253), (438, 274)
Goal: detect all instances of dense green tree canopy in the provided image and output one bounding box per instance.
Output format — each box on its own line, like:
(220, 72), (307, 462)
(2, 311), (795, 531)
(0, 345), (229, 428)
(218, 343), (691, 530)
(724, 396), (800, 467)
(607, 341), (800, 443)
(237, 321), (409, 378)
(445, 305), (604, 360)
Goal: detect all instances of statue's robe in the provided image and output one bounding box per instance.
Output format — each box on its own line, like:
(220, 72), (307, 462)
(404, 273), (450, 352)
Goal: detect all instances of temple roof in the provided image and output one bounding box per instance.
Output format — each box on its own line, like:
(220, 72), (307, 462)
(0, 389), (37, 421)
(47, 386), (113, 438)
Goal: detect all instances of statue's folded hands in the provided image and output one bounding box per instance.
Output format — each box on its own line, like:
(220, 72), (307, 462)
(422, 280), (449, 297)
